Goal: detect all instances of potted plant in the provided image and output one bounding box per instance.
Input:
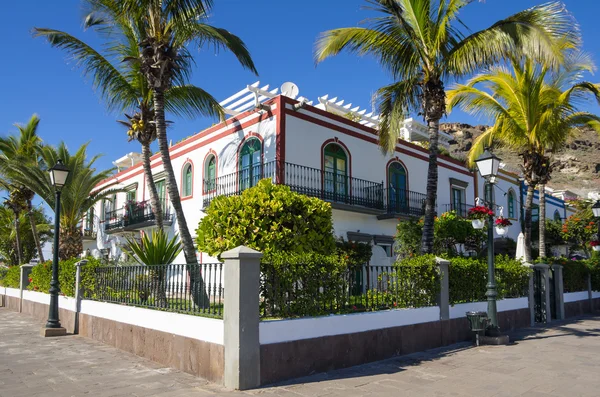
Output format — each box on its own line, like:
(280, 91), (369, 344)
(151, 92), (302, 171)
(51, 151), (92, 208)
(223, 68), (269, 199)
(590, 240), (600, 252)
(468, 206), (494, 229)
(494, 217), (512, 236)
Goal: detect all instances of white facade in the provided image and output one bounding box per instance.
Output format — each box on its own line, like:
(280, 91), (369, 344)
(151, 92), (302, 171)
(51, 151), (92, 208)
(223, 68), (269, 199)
(84, 83), (576, 262)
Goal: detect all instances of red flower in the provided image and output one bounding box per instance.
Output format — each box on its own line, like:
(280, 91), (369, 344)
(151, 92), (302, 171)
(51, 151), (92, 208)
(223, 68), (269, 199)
(590, 241), (600, 247)
(352, 305), (357, 310)
(495, 217), (512, 227)
(28, 278), (32, 283)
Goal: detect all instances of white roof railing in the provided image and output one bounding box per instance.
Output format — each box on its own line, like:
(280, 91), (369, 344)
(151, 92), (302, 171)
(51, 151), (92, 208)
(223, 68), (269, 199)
(219, 83), (452, 148)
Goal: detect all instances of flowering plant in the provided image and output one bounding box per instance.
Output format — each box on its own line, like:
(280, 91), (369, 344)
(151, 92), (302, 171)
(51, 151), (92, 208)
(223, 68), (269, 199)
(468, 206), (494, 220)
(590, 240), (600, 247)
(495, 217), (512, 227)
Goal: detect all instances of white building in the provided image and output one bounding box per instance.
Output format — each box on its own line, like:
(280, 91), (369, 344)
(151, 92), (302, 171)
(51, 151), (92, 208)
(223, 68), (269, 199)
(83, 82), (576, 263)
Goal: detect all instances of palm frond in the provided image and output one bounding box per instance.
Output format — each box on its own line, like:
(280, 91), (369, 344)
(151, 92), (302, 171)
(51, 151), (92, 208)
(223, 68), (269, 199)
(165, 85), (224, 120)
(33, 28), (138, 112)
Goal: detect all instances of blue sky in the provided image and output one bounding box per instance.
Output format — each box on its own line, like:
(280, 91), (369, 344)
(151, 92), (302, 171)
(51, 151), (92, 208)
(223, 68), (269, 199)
(2, 0), (600, 175)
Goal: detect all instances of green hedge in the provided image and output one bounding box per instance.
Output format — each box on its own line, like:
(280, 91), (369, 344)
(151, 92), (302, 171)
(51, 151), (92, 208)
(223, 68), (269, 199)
(28, 257), (103, 297)
(449, 255), (530, 304)
(261, 251), (350, 318)
(367, 254), (440, 308)
(552, 258), (590, 293)
(0, 266), (20, 288)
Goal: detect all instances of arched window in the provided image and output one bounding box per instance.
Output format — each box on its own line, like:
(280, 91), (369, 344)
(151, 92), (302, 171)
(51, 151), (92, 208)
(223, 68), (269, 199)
(388, 161), (408, 213)
(323, 143), (348, 200)
(508, 190), (516, 219)
(554, 210), (562, 222)
(182, 163), (193, 197)
(239, 138), (262, 190)
(86, 207), (95, 230)
(204, 155), (216, 192)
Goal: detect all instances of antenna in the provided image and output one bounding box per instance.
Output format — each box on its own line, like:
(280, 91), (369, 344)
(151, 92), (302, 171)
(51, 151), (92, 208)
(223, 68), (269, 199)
(281, 82), (299, 99)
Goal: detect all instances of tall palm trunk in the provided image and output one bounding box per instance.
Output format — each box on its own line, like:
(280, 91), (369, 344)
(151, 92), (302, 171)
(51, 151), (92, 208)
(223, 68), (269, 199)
(538, 183), (546, 259)
(420, 81), (444, 254)
(26, 199), (45, 262)
(59, 226), (83, 261)
(141, 142), (163, 230)
(421, 118), (439, 254)
(153, 88), (209, 307)
(13, 211), (22, 265)
(524, 184), (535, 262)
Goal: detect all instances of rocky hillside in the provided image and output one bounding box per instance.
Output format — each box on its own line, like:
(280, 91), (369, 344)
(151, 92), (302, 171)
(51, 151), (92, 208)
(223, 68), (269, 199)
(441, 122), (600, 196)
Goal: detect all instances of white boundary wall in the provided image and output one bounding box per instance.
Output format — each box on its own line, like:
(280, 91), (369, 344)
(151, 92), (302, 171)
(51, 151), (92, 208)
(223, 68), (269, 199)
(2, 287), (224, 346)
(564, 291), (590, 303)
(593, 291), (600, 299)
(260, 306), (440, 345)
(448, 298), (528, 320)
(80, 300), (224, 345)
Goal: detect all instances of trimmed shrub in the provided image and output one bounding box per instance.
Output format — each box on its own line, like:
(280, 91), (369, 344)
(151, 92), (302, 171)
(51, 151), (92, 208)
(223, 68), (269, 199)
(449, 255), (530, 304)
(28, 257), (103, 297)
(0, 266), (20, 288)
(261, 251), (349, 318)
(197, 179), (336, 257)
(374, 254), (441, 308)
(554, 258), (590, 293)
(495, 255), (531, 298)
(449, 257), (487, 304)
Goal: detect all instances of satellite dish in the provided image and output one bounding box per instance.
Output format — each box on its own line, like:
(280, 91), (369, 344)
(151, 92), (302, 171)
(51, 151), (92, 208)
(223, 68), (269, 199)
(281, 82), (299, 99)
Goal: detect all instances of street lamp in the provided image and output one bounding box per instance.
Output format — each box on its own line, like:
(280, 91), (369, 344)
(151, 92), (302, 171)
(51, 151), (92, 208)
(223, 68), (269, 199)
(475, 149), (501, 336)
(43, 159), (70, 337)
(592, 201), (600, 250)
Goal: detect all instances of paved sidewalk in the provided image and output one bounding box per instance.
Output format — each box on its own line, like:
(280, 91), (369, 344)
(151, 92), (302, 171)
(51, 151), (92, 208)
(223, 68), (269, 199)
(2, 308), (600, 397)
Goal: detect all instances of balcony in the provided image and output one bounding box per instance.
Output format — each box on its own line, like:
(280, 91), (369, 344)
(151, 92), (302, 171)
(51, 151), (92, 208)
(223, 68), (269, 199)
(104, 200), (173, 233)
(442, 203), (474, 218)
(82, 229), (97, 240)
(203, 160), (427, 218)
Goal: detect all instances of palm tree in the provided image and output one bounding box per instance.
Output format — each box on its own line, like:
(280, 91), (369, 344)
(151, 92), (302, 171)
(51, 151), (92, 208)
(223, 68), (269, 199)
(5, 143), (121, 259)
(0, 115), (47, 262)
(34, 3), (225, 232)
(448, 53), (600, 261)
(2, 186), (28, 265)
(314, 0), (578, 254)
(0, 205), (51, 266)
(117, 0), (258, 266)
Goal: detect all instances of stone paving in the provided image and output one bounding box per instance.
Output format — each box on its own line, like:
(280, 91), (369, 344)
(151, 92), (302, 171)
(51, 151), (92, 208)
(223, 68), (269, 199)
(2, 308), (600, 397)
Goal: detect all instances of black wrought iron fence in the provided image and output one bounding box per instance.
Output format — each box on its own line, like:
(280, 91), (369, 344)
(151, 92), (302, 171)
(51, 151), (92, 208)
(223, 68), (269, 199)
(203, 159), (426, 216)
(86, 263), (224, 318)
(260, 263), (439, 319)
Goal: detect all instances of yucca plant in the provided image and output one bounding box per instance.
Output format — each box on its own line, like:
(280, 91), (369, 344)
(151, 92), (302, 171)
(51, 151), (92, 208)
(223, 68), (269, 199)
(124, 229), (182, 307)
(125, 229), (182, 266)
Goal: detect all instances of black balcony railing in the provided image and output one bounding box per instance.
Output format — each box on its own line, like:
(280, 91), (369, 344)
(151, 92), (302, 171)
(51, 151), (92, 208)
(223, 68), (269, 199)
(104, 200), (171, 231)
(203, 160), (426, 217)
(442, 203), (474, 217)
(82, 229), (97, 239)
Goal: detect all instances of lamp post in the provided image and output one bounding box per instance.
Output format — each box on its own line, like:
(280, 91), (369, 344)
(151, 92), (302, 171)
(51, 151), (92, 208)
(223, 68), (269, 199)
(592, 201), (600, 250)
(43, 159), (70, 336)
(474, 149), (501, 335)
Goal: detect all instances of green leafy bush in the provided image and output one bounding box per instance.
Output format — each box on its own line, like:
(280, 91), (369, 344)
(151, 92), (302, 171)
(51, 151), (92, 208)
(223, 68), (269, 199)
(336, 238), (372, 265)
(28, 257), (103, 297)
(449, 257), (487, 304)
(197, 179), (335, 257)
(261, 251), (350, 318)
(449, 255), (530, 304)
(367, 254), (440, 308)
(553, 258), (590, 293)
(396, 211), (485, 257)
(0, 266), (21, 288)
(495, 255), (531, 298)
